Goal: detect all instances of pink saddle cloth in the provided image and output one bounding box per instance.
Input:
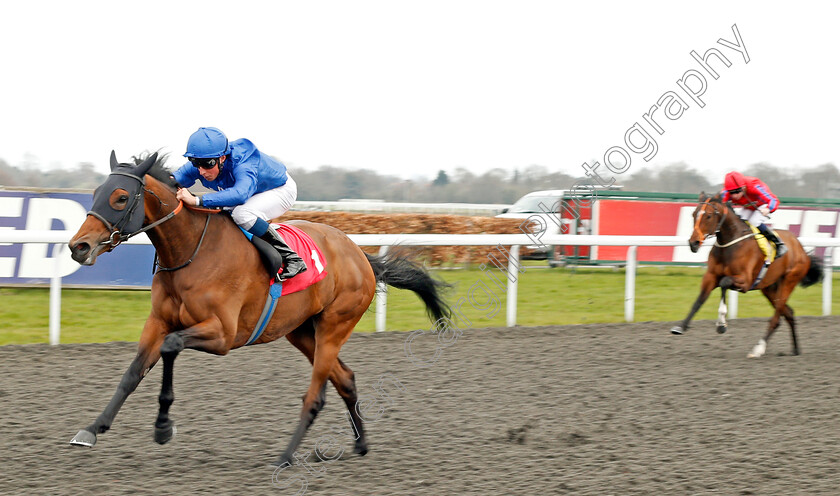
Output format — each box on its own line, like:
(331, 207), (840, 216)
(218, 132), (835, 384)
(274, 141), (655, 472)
(270, 223), (327, 295)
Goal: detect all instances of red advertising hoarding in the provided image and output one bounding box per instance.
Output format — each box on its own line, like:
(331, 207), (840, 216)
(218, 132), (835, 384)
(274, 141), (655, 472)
(590, 199), (840, 264)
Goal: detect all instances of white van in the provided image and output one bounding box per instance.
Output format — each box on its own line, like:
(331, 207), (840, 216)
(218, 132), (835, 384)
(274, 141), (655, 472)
(495, 189), (575, 258)
(496, 186), (621, 259)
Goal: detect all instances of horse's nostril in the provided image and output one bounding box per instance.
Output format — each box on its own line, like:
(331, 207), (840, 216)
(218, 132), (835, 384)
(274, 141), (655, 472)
(74, 242), (90, 255)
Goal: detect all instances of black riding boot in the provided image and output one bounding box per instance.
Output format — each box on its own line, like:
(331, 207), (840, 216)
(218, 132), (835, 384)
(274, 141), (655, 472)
(250, 235), (285, 283)
(258, 229), (308, 281)
(759, 225), (787, 258)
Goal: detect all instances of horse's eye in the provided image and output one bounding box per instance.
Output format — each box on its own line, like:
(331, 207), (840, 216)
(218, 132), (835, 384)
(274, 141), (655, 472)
(109, 189), (130, 210)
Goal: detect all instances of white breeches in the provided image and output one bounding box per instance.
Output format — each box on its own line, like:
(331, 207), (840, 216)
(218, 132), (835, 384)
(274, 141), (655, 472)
(735, 207), (769, 226)
(231, 176), (298, 230)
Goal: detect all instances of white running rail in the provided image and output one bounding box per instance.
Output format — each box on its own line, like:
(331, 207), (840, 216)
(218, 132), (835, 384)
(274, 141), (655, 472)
(1, 231), (837, 343)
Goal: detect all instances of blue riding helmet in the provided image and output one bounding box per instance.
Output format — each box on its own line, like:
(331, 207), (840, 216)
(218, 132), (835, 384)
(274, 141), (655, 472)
(183, 127), (232, 158)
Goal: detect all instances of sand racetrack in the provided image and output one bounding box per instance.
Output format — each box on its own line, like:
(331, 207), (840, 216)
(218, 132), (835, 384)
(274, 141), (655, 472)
(2, 316), (839, 495)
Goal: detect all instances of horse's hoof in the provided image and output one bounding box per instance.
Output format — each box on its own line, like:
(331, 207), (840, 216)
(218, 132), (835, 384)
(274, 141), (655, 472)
(354, 442), (368, 456)
(716, 324), (727, 334)
(272, 453), (294, 467)
(69, 429), (97, 447)
(154, 423), (176, 445)
(670, 326), (684, 335)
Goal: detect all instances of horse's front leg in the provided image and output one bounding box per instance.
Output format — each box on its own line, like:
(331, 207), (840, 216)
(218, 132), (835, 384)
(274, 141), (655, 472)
(70, 318), (166, 447)
(716, 288), (728, 334)
(154, 319), (230, 445)
(715, 277), (738, 334)
(671, 271), (718, 335)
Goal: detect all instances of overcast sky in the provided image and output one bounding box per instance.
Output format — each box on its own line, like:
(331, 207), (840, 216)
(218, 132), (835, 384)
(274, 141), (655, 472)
(1, 1), (837, 185)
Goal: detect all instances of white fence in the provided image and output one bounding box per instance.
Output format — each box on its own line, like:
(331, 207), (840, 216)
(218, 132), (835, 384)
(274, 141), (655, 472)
(1, 231), (838, 344)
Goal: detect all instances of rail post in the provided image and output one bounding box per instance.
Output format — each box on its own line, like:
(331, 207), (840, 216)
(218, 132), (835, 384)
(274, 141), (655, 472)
(375, 246), (389, 332)
(728, 291), (738, 319)
(506, 245), (520, 327)
(49, 243), (63, 345)
(624, 246), (637, 322)
(823, 248), (834, 316)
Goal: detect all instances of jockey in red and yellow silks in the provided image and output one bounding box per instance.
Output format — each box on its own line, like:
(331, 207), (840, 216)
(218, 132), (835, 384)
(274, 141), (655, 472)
(721, 171), (787, 257)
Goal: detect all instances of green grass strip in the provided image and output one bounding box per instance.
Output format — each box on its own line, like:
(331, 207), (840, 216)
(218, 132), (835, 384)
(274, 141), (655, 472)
(1, 266), (836, 345)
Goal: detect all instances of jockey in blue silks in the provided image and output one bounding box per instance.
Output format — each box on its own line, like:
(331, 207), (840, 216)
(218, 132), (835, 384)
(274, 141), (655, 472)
(172, 127), (307, 282)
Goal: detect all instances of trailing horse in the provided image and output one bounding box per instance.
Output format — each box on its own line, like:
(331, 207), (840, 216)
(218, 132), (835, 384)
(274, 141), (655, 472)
(67, 151), (451, 464)
(671, 192), (822, 357)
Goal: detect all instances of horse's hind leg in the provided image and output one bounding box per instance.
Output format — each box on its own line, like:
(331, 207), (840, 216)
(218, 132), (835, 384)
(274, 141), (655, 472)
(748, 309), (780, 359)
(782, 304), (799, 355)
(331, 358), (367, 455)
(286, 323), (368, 457)
(751, 280), (799, 358)
(277, 309), (361, 466)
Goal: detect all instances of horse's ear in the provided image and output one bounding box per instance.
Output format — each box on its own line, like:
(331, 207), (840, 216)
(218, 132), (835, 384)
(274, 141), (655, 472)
(109, 150), (119, 171)
(699, 191), (707, 201)
(135, 152), (158, 176)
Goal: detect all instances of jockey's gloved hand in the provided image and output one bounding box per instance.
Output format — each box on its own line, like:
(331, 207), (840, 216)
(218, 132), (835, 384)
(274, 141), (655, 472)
(759, 205), (770, 216)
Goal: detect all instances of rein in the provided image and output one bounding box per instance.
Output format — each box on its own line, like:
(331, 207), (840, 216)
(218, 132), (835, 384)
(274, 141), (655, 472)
(154, 213), (212, 272)
(90, 164), (226, 273)
(150, 195), (223, 273)
(93, 197), (185, 248)
(714, 232), (757, 248)
(130, 200), (184, 239)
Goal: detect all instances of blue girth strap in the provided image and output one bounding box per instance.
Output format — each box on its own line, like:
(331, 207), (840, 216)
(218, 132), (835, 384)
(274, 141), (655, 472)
(245, 282), (283, 346)
(240, 225), (284, 345)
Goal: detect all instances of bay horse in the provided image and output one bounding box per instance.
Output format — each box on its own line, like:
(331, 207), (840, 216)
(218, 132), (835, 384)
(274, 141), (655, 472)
(67, 151), (451, 464)
(670, 192), (822, 357)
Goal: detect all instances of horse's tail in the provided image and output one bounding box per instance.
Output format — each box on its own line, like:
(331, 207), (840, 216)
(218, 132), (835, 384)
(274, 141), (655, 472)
(365, 252), (452, 322)
(801, 254), (824, 288)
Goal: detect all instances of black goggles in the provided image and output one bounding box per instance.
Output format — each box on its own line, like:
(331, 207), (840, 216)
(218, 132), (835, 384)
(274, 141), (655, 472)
(727, 187), (743, 194)
(189, 157), (219, 169)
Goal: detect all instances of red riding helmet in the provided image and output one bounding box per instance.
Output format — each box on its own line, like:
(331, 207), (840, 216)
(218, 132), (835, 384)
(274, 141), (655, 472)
(724, 171), (746, 192)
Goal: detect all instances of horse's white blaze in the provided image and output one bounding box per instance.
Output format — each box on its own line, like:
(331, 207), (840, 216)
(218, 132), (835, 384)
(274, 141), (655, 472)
(748, 339), (767, 358)
(717, 299), (727, 327)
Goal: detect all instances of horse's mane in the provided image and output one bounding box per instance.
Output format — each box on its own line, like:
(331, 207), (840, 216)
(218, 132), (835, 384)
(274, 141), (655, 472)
(699, 191), (724, 204)
(131, 151), (179, 190)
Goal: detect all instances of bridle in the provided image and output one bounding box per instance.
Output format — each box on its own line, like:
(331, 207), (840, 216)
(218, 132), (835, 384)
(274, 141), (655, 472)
(88, 172), (185, 251)
(693, 199), (756, 248)
(87, 171), (148, 249)
(692, 199), (727, 240)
